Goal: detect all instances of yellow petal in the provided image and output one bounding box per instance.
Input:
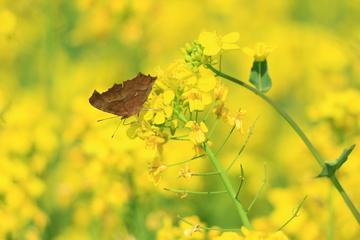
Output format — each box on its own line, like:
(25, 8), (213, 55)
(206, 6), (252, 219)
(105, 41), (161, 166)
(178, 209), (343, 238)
(149, 172), (161, 186)
(188, 131), (197, 144)
(264, 44), (278, 53)
(171, 119), (178, 129)
(155, 136), (166, 144)
(226, 116), (234, 126)
(188, 99), (203, 112)
(255, 44), (277, 61)
(254, 54), (267, 62)
(215, 232), (242, 240)
(126, 123), (142, 139)
(143, 110), (154, 120)
(240, 226), (250, 236)
(200, 92), (212, 105)
(270, 231), (290, 240)
(200, 122), (208, 132)
(151, 94), (163, 108)
(198, 31), (217, 47)
(195, 130), (206, 143)
(164, 88), (175, 105)
(203, 43), (221, 56)
(153, 111), (165, 124)
(185, 121), (194, 128)
(222, 32), (240, 43)
(164, 105), (173, 118)
(198, 69), (216, 92)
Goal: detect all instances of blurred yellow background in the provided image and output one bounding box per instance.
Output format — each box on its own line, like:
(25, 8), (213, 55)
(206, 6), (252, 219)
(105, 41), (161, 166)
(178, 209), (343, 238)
(0, 0), (359, 239)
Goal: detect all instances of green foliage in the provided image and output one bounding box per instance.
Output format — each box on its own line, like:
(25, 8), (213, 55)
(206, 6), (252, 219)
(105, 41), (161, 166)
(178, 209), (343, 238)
(249, 60), (272, 93)
(316, 144), (356, 178)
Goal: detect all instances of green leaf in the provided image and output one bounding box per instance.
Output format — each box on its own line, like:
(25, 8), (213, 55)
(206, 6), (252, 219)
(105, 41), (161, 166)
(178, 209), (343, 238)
(249, 60), (272, 93)
(316, 144), (356, 178)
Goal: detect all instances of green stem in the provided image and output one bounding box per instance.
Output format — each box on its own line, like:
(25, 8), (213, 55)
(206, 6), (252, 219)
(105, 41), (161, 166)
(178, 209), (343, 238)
(206, 64), (360, 224)
(194, 172), (220, 176)
(166, 154), (205, 167)
(277, 195), (308, 231)
(166, 135), (189, 140)
(226, 118), (258, 172)
(207, 117), (220, 139)
(215, 127), (235, 156)
(235, 164), (245, 199)
(202, 142), (252, 229)
(329, 175), (360, 222)
(203, 99), (218, 122)
(164, 188), (227, 195)
(174, 107), (189, 124)
(246, 162), (266, 213)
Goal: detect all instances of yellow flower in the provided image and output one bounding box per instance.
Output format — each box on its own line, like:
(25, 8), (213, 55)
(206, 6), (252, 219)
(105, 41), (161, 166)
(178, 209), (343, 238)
(148, 157), (167, 186)
(213, 103), (229, 119)
(155, 59), (197, 91)
(163, 88), (175, 104)
(144, 131), (166, 150)
(241, 226), (290, 240)
(226, 109), (246, 134)
(196, 67), (217, 92)
(136, 128), (166, 150)
(198, 31), (240, 56)
(156, 62), (215, 114)
(144, 92), (174, 125)
(212, 227), (290, 240)
(170, 119), (178, 134)
(185, 121), (208, 145)
(213, 232), (242, 240)
(214, 81), (229, 101)
(182, 88), (212, 112)
(242, 42), (277, 62)
(182, 67), (216, 112)
(184, 223), (201, 237)
(178, 163), (194, 181)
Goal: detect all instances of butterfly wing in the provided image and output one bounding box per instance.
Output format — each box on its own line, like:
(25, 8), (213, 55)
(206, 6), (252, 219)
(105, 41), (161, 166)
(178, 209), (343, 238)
(89, 72), (157, 119)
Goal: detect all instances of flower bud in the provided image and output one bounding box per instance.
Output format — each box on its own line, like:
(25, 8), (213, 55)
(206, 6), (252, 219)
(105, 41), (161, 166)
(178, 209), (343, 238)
(193, 61), (201, 67)
(194, 52), (202, 61)
(184, 55), (192, 62)
(192, 66), (199, 72)
(180, 47), (188, 56)
(200, 55), (207, 64)
(185, 43), (193, 53)
(210, 59), (218, 65)
(193, 39), (200, 45)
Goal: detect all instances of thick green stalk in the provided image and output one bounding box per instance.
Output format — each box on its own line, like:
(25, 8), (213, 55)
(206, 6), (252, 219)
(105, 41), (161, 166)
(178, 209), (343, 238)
(329, 175), (360, 222)
(206, 64), (360, 224)
(202, 142), (252, 229)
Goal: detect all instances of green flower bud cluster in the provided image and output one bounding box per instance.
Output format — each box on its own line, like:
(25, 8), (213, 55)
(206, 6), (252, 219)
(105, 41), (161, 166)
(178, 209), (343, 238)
(180, 40), (208, 72)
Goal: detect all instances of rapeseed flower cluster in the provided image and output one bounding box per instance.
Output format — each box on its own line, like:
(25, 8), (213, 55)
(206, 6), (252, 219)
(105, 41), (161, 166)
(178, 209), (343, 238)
(1, 0), (360, 239)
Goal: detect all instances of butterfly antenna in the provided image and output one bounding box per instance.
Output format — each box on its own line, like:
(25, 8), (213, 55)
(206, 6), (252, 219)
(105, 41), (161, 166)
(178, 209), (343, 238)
(111, 119), (123, 138)
(97, 116), (119, 122)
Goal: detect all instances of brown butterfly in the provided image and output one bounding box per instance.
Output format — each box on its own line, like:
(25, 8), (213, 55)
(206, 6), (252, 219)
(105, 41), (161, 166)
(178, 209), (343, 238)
(89, 72), (157, 119)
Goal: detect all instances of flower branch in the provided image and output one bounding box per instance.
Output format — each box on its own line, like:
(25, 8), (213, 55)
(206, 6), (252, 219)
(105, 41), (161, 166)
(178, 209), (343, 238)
(205, 63), (360, 223)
